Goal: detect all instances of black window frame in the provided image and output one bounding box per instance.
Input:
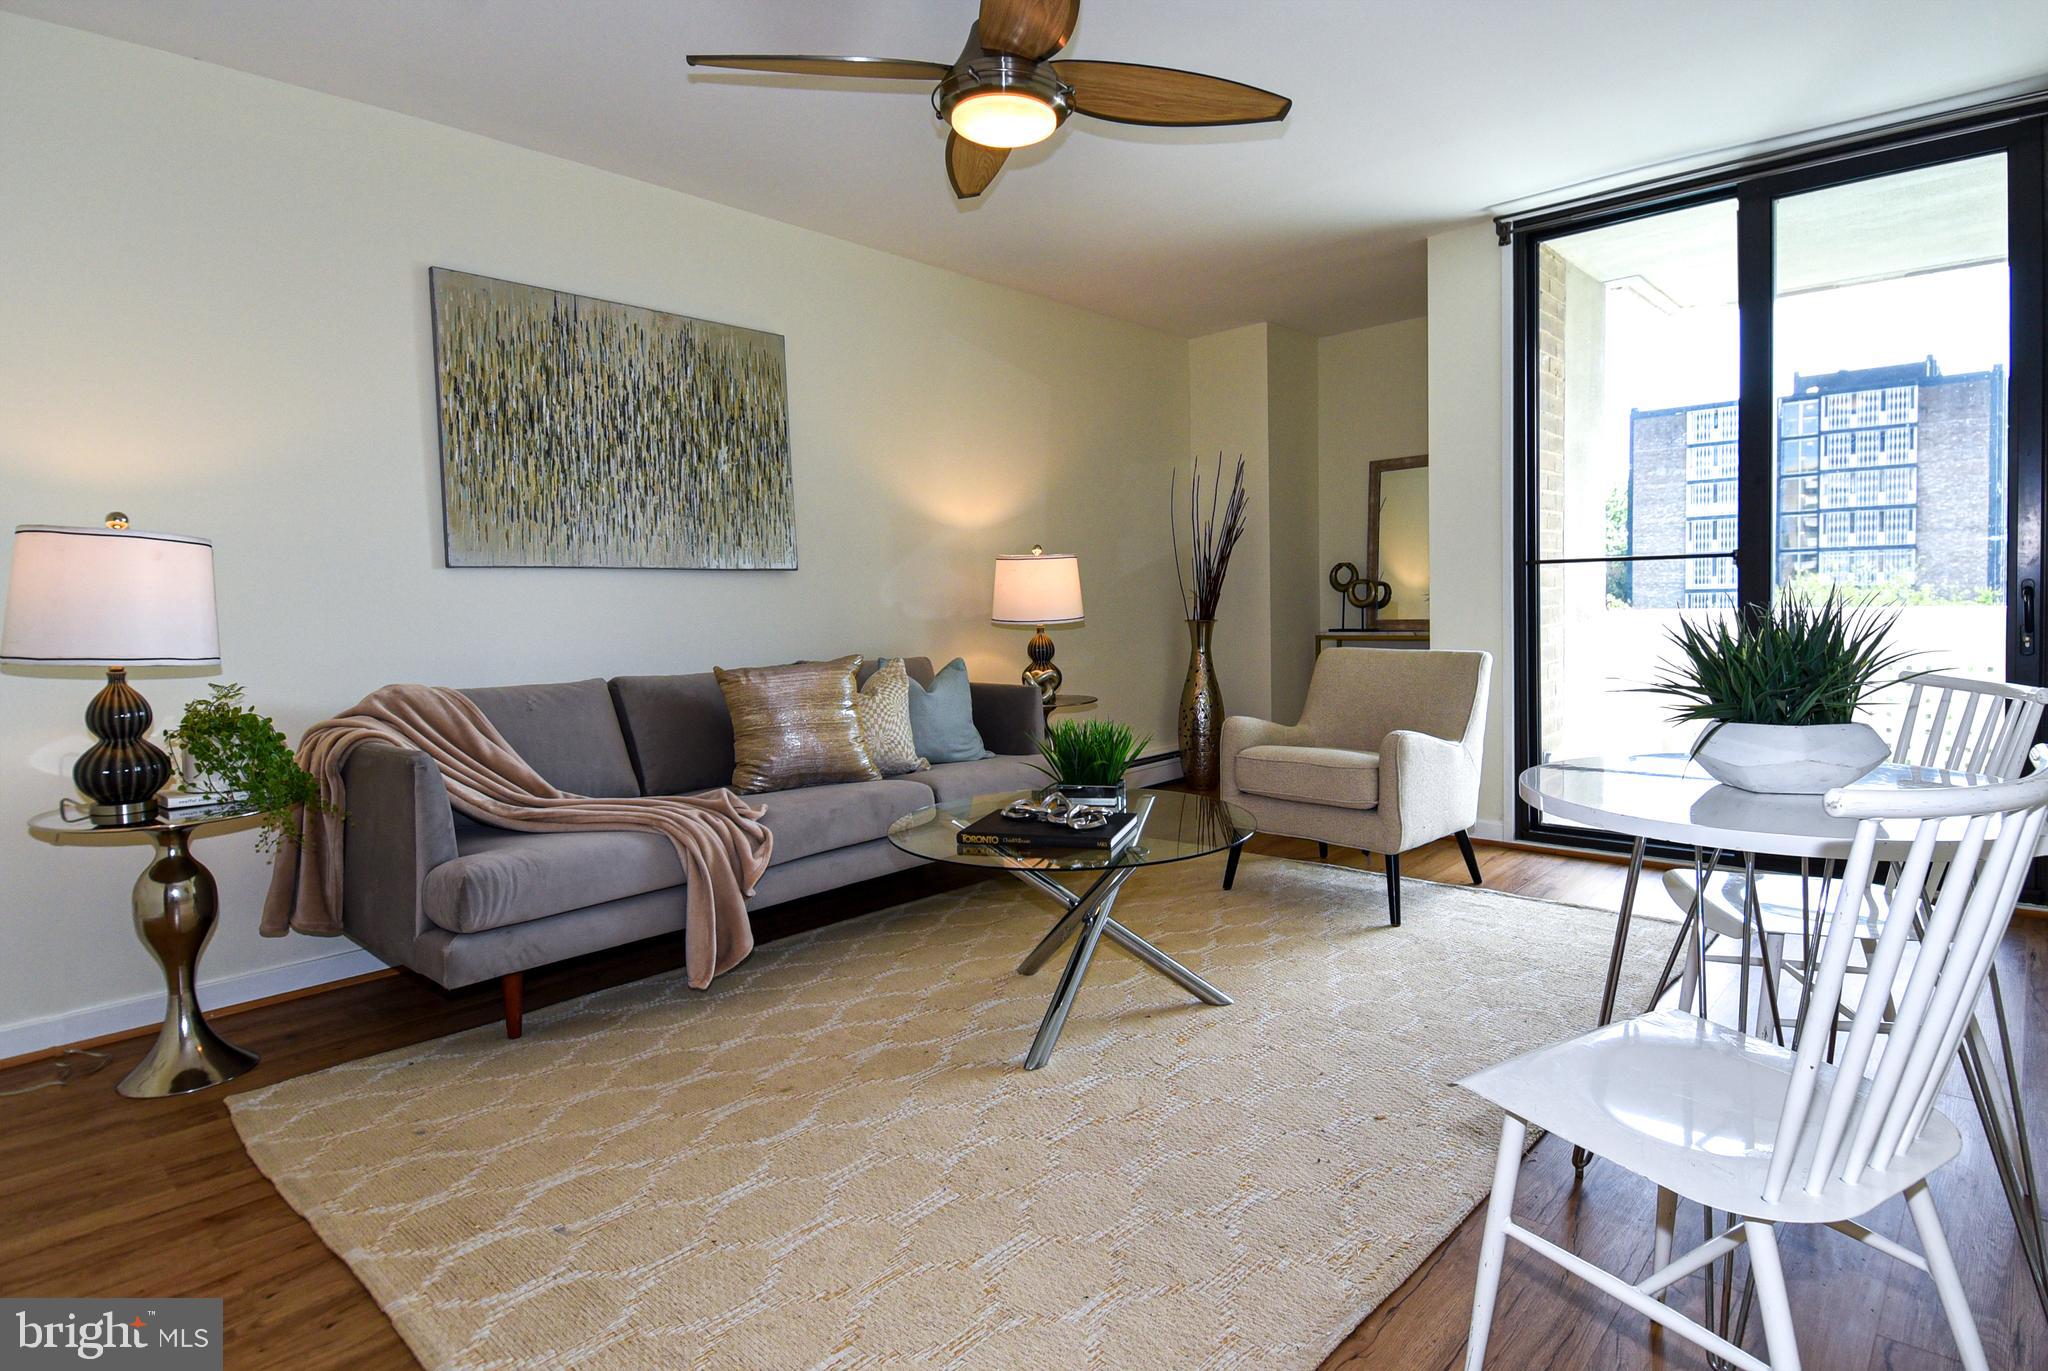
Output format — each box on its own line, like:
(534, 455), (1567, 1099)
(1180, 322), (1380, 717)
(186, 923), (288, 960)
(1509, 105), (2048, 856)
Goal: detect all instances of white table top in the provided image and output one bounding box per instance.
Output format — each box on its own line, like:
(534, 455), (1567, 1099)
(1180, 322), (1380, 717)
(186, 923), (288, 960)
(1519, 753), (2006, 859)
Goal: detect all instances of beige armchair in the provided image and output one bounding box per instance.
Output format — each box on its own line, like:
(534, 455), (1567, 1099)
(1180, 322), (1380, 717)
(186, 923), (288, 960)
(1219, 648), (1492, 924)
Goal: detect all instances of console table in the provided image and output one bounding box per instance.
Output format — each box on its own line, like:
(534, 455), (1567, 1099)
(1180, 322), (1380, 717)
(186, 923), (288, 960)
(1314, 629), (1429, 653)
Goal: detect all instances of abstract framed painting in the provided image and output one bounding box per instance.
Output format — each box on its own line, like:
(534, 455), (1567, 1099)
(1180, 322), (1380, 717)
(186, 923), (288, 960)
(429, 268), (796, 569)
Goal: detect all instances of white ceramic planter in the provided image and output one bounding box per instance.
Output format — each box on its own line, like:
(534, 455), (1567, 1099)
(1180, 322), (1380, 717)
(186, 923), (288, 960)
(1694, 721), (1889, 795)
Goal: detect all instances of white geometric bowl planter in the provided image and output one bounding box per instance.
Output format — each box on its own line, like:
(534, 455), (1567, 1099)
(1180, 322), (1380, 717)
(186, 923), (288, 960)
(1694, 721), (1890, 795)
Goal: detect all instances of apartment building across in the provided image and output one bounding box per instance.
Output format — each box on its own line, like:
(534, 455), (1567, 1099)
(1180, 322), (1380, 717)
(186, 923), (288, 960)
(1627, 358), (2007, 608)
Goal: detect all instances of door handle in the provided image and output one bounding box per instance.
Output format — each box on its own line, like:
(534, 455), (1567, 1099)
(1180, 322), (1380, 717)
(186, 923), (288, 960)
(2024, 580), (2037, 655)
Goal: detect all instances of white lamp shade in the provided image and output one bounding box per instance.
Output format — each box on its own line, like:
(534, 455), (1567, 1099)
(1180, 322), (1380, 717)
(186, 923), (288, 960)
(991, 552), (1083, 625)
(1, 525), (220, 666)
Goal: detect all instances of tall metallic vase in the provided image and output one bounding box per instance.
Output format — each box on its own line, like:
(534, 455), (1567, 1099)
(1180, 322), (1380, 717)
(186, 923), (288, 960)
(1179, 618), (1224, 789)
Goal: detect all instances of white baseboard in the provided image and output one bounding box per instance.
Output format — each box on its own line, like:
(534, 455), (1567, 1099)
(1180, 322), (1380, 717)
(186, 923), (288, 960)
(1129, 754), (1186, 787)
(0, 945), (390, 1063)
(1468, 818), (1507, 842)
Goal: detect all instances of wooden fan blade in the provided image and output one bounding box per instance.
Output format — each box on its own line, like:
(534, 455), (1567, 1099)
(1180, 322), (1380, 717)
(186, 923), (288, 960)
(977, 0), (1080, 59)
(947, 132), (1009, 199)
(685, 55), (951, 81)
(1053, 61), (1291, 126)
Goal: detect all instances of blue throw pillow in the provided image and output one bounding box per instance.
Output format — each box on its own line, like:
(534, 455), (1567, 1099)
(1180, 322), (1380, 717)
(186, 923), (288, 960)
(903, 657), (992, 764)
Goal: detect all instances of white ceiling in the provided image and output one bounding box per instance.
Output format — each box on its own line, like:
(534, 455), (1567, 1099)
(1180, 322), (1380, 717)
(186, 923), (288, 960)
(7, 0), (2047, 336)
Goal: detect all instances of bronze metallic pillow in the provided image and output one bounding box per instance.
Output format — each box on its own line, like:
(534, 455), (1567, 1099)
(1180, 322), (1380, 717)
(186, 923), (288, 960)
(714, 655), (882, 794)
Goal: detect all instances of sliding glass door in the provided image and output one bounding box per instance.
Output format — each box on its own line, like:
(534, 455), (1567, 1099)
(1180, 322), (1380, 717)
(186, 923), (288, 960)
(1528, 201), (1740, 767)
(1770, 154), (2013, 741)
(1514, 115), (2045, 847)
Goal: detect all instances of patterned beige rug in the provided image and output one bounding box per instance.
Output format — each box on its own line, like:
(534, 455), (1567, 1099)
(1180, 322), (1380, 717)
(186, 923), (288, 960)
(231, 854), (1664, 1370)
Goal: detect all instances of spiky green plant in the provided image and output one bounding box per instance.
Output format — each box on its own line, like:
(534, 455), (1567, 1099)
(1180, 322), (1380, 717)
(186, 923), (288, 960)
(1635, 593), (1923, 752)
(1034, 718), (1150, 787)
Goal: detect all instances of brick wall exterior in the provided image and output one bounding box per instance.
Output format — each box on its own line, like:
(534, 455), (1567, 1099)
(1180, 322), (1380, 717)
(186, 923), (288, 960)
(1630, 411), (1688, 606)
(1625, 367), (1999, 608)
(1916, 374), (1995, 595)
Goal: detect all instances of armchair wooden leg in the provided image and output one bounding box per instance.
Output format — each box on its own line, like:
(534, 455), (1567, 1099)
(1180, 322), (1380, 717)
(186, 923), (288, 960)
(1456, 830), (1484, 885)
(501, 971), (524, 1040)
(1222, 844), (1243, 891)
(1317, 841), (1329, 861)
(1385, 851), (1402, 927)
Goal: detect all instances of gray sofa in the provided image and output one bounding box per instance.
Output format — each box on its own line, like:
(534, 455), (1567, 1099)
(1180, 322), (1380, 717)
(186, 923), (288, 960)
(338, 657), (1045, 1035)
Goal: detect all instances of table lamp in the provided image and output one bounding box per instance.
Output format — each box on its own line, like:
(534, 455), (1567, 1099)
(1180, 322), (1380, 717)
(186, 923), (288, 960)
(2, 515), (220, 826)
(991, 546), (1083, 703)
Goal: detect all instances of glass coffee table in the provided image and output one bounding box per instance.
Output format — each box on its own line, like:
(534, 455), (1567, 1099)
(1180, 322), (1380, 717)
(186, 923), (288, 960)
(888, 787), (1254, 1069)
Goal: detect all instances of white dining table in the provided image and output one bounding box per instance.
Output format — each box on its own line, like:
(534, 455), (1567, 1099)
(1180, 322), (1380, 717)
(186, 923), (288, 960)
(1520, 752), (2048, 1320)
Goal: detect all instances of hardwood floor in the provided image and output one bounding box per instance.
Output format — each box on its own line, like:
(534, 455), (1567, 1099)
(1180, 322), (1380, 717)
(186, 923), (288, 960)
(1, 835), (2040, 1369)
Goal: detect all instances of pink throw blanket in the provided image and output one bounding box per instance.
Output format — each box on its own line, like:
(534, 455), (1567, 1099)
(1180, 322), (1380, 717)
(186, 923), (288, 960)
(261, 684), (772, 989)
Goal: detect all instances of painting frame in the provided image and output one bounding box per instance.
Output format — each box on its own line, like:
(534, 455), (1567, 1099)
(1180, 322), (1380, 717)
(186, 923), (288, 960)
(428, 266), (797, 571)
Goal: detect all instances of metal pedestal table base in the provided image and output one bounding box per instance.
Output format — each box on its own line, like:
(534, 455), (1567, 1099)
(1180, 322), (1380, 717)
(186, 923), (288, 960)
(1005, 862), (1232, 1070)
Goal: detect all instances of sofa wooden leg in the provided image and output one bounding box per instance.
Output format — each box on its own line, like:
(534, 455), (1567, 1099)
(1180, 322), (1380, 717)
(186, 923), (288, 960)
(1455, 830), (1484, 885)
(1317, 841), (1329, 861)
(1385, 851), (1402, 927)
(501, 971), (524, 1040)
(1222, 844), (1243, 891)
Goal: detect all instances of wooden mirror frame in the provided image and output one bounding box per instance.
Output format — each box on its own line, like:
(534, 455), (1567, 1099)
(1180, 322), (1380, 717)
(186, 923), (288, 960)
(1366, 454), (1429, 630)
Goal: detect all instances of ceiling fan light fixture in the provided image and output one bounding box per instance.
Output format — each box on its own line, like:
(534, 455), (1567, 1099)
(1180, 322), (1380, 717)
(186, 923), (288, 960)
(949, 89), (1058, 148)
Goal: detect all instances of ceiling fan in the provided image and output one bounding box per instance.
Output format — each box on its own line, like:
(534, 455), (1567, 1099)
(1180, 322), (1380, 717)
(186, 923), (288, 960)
(686, 0), (1291, 200)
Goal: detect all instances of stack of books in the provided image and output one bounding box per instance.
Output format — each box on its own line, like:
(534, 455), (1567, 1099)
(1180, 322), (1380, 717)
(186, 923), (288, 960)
(156, 787), (248, 818)
(957, 807), (1141, 856)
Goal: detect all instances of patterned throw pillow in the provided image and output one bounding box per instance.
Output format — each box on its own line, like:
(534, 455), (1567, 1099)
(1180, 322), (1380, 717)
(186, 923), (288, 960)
(713, 655), (882, 794)
(856, 659), (929, 776)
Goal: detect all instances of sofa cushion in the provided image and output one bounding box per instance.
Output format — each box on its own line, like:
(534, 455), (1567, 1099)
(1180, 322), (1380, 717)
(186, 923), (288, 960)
(609, 672), (734, 796)
(919, 755), (1046, 806)
(1235, 745), (1381, 810)
(425, 827), (682, 934)
(751, 777), (936, 864)
(460, 679), (641, 798)
(423, 776), (938, 934)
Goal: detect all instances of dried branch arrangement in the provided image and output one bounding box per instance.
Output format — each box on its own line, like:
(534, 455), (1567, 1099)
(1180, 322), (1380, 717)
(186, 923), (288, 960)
(1171, 454), (1249, 622)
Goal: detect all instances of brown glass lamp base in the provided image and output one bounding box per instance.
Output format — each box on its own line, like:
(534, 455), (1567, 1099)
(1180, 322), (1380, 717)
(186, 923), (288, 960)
(73, 666), (173, 828)
(1022, 625), (1063, 703)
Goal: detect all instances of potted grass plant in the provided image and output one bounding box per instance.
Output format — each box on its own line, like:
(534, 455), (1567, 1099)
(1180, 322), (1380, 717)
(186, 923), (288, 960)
(1035, 718), (1150, 808)
(1637, 593), (1919, 794)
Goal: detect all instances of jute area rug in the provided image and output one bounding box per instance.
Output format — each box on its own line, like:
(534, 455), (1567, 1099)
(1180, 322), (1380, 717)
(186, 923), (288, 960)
(231, 854), (1664, 1370)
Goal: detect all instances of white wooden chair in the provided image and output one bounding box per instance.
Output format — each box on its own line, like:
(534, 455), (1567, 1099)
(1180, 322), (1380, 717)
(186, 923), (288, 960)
(1458, 747), (2048, 1371)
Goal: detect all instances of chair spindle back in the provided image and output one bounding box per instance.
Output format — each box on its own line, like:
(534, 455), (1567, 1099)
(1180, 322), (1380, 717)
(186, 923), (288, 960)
(1759, 747), (2048, 1206)
(1888, 674), (2047, 779)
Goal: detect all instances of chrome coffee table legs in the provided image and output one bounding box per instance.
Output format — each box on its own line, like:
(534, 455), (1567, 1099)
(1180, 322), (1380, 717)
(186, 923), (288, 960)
(1007, 862), (1231, 1070)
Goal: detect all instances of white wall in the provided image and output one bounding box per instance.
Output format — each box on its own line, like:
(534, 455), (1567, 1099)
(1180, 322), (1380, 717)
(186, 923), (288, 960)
(1426, 223), (1511, 833)
(0, 16), (1195, 1054)
(1186, 325), (1275, 724)
(1265, 327), (1320, 722)
(1316, 318), (1429, 627)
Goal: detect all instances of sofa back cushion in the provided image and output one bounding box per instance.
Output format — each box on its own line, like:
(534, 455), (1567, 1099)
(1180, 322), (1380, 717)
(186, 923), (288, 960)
(616, 657), (936, 796)
(459, 678), (642, 798)
(609, 671), (734, 796)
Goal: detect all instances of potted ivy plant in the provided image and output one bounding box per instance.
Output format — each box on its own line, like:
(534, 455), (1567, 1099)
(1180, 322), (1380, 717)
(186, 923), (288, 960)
(165, 683), (328, 851)
(1637, 593), (1920, 794)
(1034, 718), (1149, 808)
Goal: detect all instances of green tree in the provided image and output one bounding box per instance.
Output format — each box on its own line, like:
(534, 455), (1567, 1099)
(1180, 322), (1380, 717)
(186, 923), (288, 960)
(1605, 487), (1631, 606)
